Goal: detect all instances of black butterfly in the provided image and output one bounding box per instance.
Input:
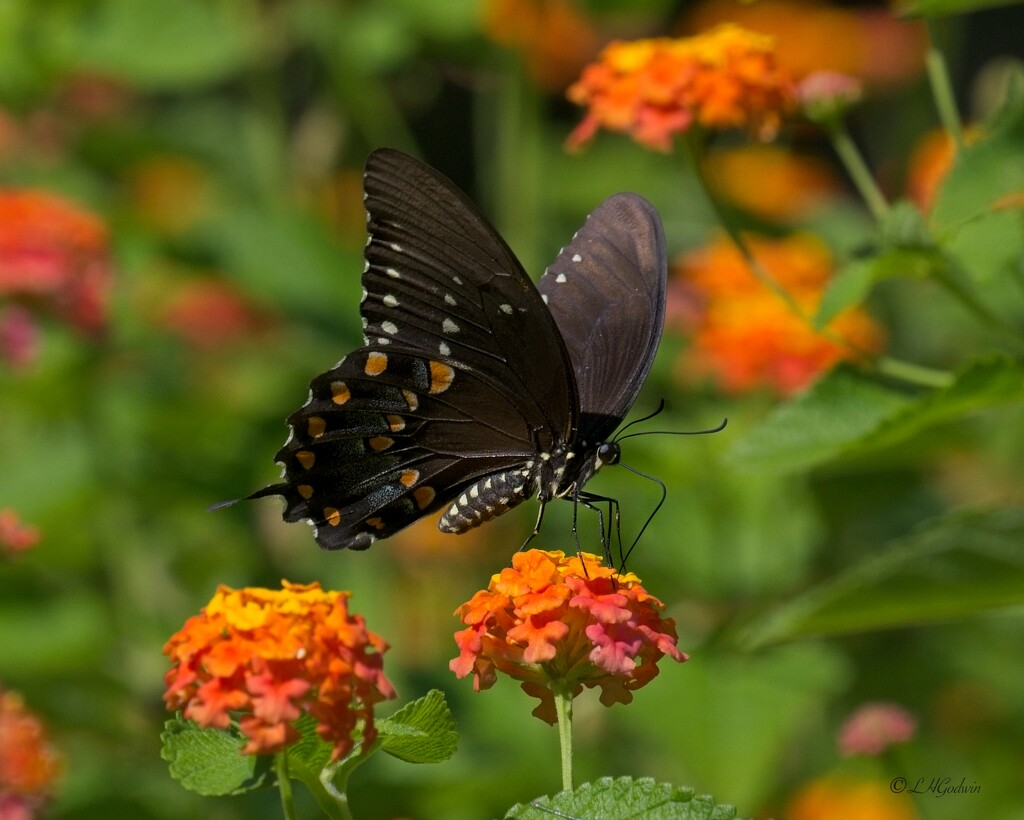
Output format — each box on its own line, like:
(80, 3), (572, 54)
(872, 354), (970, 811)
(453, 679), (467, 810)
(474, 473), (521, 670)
(249, 149), (666, 551)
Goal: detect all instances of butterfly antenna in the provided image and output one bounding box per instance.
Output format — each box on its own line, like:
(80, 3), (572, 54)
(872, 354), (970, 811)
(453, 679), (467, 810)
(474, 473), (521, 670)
(615, 416), (728, 444)
(617, 460), (668, 570)
(612, 399), (666, 440)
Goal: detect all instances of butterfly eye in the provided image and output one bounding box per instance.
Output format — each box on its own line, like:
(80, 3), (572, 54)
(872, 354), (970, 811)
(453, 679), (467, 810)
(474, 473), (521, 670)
(596, 442), (621, 467)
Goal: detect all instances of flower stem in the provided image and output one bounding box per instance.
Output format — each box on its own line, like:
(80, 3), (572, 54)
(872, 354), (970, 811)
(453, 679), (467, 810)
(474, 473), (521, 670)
(554, 687), (575, 793)
(276, 753), (299, 820)
(924, 18), (965, 149)
(827, 122), (891, 223)
(680, 132), (808, 319)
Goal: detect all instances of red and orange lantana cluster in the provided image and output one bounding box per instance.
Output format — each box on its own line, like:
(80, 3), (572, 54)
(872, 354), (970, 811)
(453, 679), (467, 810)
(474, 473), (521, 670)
(0, 190), (112, 368)
(0, 510), (40, 560)
(673, 233), (883, 396)
(567, 24), (796, 151)
(451, 550), (686, 723)
(0, 687), (61, 818)
(163, 581), (396, 761)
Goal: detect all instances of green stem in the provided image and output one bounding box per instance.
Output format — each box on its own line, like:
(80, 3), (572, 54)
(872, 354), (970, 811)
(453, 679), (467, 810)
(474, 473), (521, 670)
(828, 122), (891, 223)
(680, 133), (808, 319)
(925, 18), (965, 149)
(873, 356), (954, 389)
(554, 687), (575, 793)
(277, 753), (299, 820)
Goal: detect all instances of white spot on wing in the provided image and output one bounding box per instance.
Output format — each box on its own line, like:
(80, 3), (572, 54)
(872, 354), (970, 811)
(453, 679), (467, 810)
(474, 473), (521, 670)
(386, 268), (400, 278)
(444, 294), (456, 306)
(439, 341), (451, 356)
(390, 242), (403, 252)
(383, 294), (398, 307)
(442, 318), (460, 333)
(381, 321), (398, 335)
(572, 253), (582, 262)
(541, 294), (549, 304)
(452, 275), (463, 285)
(499, 303), (513, 314)
(555, 273), (567, 283)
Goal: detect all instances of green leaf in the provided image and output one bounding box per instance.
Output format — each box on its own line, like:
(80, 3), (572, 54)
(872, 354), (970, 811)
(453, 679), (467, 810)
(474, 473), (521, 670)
(896, 0), (1024, 18)
(814, 258), (877, 329)
(814, 247), (941, 329)
(47, 0), (261, 89)
(161, 716), (273, 796)
(377, 689), (458, 764)
(725, 365), (913, 473)
(727, 356), (1024, 473)
(506, 777), (744, 820)
(878, 199), (935, 249)
(931, 75), (1024, 286)
(738, 506), (1024, 648)
(286, 714), (335, 778)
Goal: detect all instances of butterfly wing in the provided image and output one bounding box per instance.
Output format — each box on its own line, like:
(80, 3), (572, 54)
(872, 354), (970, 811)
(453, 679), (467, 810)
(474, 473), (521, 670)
(537, 193), (667, 445)
(251, 149), (579, 550)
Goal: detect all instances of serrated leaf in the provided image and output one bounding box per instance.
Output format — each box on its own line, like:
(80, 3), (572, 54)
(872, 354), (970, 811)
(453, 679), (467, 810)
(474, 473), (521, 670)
(725, 365), (912, 473)
(161, 716), (273, 796)
(286, 713), (335, 777)
(506, 777), (744, 820)
(738, 506), (1024, 648)
(377, 689), (458, 764)
(727, 356), (1024, 473)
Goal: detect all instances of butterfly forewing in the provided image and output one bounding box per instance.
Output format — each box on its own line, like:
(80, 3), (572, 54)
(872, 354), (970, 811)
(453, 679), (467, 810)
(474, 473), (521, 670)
(362, 149), (578, 440)
(537, 194), (667, 445)
(252, 149), (581, 549)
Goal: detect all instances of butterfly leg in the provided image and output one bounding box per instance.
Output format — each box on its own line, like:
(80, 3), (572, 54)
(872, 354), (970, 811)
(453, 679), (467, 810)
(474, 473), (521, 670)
(519, 500), (548, 551)
(573, 490), (623, 569)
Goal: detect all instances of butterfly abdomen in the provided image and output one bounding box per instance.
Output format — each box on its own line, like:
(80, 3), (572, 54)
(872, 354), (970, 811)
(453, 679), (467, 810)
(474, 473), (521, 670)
(438, 467), (534, 533)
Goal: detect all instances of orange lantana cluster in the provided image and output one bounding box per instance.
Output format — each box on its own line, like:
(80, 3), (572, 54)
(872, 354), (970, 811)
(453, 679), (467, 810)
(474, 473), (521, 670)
(163, 581), (396, 761)
(0, 687), (61, 818)
(674, 233), (882, 396)
(451, 550), (686, 723)
(567, 24), (795, 151)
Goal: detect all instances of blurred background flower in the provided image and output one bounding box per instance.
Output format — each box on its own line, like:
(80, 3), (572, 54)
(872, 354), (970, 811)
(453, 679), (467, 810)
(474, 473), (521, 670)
(671, 232), (883, 395)
(0, 687), (61, 820)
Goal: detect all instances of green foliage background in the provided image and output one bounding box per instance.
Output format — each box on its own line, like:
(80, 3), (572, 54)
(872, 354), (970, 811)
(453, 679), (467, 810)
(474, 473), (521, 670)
(1, 1), (1023, 818)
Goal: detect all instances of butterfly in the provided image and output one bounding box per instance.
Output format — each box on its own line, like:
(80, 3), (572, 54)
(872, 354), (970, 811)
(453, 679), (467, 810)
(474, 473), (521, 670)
(248, 148), (666, 551)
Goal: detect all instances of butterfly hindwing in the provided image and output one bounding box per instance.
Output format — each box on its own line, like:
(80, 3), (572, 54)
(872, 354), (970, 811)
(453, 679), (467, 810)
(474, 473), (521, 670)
(537, 193), (667, 445)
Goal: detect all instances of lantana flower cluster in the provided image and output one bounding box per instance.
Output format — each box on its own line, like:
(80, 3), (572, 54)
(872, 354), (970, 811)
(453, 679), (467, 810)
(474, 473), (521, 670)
(451, 550), (687, 723)
(673, 232), (883, 395)
(0, 190), (112, 368)
(567, 24), (796, 151)
(0, 686), (61, 818)
(163, 581), (396, 761)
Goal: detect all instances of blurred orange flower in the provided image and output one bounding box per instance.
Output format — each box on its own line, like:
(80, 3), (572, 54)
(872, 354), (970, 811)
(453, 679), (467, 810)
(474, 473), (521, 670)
(703, 145), (840, 221)
(567, 25), (796, 151)
(482, 0), (600, 91)
(684, 0), (926, 86)
(125, 155), (213, 236)
(163, 581), (396, 761)
(156, 278), (273, 349)
(0, 190), (112, 338)
(906, 128), (958, 214)
(787, 775), (918, 820)
(451, 549), (687, 724)
(0, 687), (61, 818)
(0, 510), (40, 559)
(673, 233), (883, 396)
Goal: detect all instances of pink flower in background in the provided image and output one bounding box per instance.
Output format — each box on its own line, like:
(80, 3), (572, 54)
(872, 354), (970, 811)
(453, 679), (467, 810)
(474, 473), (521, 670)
(839, 702), (917, 756)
